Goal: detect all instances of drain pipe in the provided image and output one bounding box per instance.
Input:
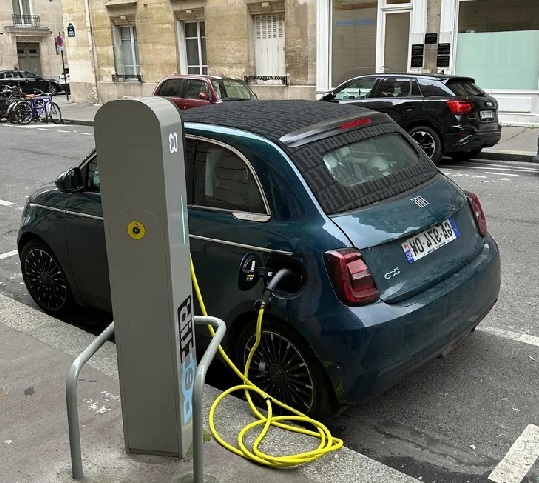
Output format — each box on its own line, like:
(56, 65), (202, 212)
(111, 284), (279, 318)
(83, 0), (99, 105)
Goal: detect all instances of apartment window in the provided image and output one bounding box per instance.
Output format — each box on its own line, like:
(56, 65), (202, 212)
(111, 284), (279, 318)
(178, 21), (207, 75)
(12, 0), (31, 17)
(254, 14), (285, 79)
(113, 25), (140, 77)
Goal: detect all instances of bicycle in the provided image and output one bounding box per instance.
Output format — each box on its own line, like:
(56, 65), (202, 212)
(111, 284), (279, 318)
(0, 86), (25, 123)
(14, 90), (62, 125)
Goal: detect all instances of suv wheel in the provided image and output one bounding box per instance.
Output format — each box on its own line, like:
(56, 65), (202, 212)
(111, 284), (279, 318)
(49, 83), (59, 96)
(409, 126), (443, 165)
(450, 149), (482, 161)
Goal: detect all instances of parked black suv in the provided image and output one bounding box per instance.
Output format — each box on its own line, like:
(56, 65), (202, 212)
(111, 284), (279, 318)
(0, 70), (61, 95)
(320, 74), (502, 164)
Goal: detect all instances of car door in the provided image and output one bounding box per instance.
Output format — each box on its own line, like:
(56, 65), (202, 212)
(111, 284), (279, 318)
(367, 77), (422, 125)
(64, 153), (111, 310)
(187, 137), (274, 332)
(328, 77), (380, 110)
(181, 79), (212, 109)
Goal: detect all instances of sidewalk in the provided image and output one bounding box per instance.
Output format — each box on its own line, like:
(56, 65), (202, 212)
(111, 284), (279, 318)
(0, 293), (420, 483)
(57, 99), (539, 162)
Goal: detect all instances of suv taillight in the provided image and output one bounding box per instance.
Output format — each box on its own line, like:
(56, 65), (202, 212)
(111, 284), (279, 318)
(324, 248), (379, 306)
(465, 191), (487, 237)
(447, 100), (473, 115)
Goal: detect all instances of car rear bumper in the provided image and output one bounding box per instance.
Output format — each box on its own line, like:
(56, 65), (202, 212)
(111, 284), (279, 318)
(304, 235), (501, 404)
(444, 124), (502, 153)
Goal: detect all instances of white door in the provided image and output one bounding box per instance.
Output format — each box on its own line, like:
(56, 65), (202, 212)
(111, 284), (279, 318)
(254, 14), (285, 78)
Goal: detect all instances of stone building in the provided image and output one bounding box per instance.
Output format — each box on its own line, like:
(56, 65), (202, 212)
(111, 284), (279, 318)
(63, 0), (539, 125)
(1, 0), (66, 78)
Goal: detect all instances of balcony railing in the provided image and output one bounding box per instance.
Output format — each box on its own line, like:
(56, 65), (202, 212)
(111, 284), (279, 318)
(12, 14), (40, 27)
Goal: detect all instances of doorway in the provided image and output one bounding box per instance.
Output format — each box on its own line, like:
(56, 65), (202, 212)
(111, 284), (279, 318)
(382, 11), (411, 73)
(17, 42), (41, 75)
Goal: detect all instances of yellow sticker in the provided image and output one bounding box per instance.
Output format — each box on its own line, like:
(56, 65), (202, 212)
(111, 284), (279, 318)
(127, 221), (146, 240)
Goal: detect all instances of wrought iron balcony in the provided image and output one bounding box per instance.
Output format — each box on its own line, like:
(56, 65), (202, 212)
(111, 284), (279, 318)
(12, 14), (40, 27)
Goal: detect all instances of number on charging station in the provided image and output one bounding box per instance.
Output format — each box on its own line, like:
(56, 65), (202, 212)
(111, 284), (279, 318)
(169, 132), (179, 154)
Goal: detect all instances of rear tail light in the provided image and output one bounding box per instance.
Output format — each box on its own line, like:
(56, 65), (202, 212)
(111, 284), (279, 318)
(465, 191), (487, 236)
(340, 117), (371, 130)
(324, 248), (379, 306)
(447, 100), (473, 115)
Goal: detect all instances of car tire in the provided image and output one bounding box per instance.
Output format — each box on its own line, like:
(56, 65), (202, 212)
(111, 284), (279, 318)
(49, 83), (59, 96)
(408, 126), (443, 165)
(235, 316), (334, 421)
(450, 149), (482, 161)
(20, 239), (75, 316)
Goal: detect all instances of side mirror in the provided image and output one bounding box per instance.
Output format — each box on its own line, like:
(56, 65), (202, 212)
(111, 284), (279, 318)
(55, 168), (84, 193)
(321, 91), (335, 101)
(199, 92), (209, 101)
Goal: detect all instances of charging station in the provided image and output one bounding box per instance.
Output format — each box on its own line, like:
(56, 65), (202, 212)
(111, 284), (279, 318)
(94, 97), (196, 457)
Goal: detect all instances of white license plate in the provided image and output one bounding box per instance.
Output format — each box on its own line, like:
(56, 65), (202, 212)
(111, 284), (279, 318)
(480, 110), (494, 120)
(402, 219), (460, 263)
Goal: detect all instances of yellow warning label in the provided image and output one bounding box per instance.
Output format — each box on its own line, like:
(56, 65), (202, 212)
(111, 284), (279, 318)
(127, 221), (146, 240)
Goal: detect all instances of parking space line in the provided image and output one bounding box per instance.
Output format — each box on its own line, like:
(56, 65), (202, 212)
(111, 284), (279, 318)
(478, 326), (539, 348)
(0, 200), (14, 207)
(490, 172), (519, 177)
(0, 250), (18, 260)
(488, 424), (539, 483)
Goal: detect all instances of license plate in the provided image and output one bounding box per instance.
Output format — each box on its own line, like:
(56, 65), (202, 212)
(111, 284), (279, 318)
(402, 219), (460, 263)
(480, 110), (494, 120)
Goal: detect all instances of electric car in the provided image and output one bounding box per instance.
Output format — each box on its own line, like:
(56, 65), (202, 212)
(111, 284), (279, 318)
(18, 100), (501, 420)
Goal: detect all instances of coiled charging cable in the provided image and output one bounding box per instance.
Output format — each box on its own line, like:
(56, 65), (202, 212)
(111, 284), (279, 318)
(190, 259), (343, 467)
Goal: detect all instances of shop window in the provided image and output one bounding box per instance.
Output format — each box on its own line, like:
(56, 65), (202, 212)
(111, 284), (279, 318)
(254, 13), (285, 82)
(179, 21), (207, 75)
(455, 0), (539, 90)
(331, 0), (378, 86)
(112, 25), (140, 77)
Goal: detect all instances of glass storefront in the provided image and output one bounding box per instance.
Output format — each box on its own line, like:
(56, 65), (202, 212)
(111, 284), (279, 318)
(455, 0), (539, 90)
(331, 0), (378, 86)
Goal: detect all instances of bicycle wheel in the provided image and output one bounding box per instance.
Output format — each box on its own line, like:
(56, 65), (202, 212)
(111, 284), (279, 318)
(13, 101), (32, 125)
(47, 102), (62, 124)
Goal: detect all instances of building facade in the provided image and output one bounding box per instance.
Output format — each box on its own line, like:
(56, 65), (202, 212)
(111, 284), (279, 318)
(1, 0), (66, 78)
(64, 0), (539, 124)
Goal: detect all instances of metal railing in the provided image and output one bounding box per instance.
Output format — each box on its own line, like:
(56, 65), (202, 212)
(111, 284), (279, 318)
(244, 75), (289, 86)
(12, 14), (40, 27)
(112, 74), (143, 82)
(65, 315), (226, 482)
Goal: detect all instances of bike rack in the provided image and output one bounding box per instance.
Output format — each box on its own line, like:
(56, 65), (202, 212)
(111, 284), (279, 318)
(66, 316), (226, 482)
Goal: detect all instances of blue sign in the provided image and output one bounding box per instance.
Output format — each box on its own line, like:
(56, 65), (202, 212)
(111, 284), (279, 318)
(336, 19), (374, 27)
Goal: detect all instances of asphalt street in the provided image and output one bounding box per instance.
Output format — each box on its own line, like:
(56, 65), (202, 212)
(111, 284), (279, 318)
(1, 122), (538, 483)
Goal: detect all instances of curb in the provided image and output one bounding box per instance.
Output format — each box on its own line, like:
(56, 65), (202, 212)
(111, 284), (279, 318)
(479, 150), (538, 163)
(63, 118), (95, 127)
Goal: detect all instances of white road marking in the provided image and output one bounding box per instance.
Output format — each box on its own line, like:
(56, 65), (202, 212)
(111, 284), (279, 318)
(490, 172), (519, 177)
(0, 250), (18, 260)
(478, 326), (539, 349)
(37, 128), (48, 131)
(0, 200), (15, 206)
(57, 129), (70, 133)
(488, 424), (539, 483)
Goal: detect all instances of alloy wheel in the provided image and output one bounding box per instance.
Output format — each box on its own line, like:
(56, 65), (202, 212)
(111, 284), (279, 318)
(411, 130), (436, 158)
(244, 330), (315, 414)
(23, 248), (68, 312)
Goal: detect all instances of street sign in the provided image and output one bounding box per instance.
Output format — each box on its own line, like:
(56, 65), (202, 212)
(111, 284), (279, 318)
(67, 23), (75, 37)
(56, 35), (63, 47)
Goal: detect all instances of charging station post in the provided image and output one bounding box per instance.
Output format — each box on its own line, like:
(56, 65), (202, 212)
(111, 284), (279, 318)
(94, 98), (196, 458)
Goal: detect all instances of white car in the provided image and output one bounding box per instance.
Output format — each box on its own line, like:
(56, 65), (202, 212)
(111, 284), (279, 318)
(58, 69), (70, 93)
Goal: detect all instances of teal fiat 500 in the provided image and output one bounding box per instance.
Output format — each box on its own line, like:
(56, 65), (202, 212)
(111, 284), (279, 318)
(17, 100), (501, 419)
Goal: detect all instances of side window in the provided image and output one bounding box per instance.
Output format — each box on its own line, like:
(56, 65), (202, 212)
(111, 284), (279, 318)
(158, 79), (184, 97)
(184, 79), (209, 99)
(193, 141), (266, 213)
(375, 79), (412, 98)
(334, 77), (377, 100)
(419, 79), (453, 97)
(87, 157), (100, 192)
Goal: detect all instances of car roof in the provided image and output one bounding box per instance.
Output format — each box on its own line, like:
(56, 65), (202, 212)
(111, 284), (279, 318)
(349, 73), (475, 82)
(158, 74), (243, 82)
(182, 100), (381, 144)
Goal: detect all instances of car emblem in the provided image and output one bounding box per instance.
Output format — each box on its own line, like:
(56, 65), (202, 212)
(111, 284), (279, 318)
(410, 196), (429, 208)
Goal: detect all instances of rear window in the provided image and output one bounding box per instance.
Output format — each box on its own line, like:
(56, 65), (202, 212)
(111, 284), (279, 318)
(323, 133), (419, 187)
(445, 80), (484, 96)
(211, 79), (255, 101)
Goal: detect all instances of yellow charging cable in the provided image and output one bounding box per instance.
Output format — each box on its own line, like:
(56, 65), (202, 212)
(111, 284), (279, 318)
(190, 259), (343, 467)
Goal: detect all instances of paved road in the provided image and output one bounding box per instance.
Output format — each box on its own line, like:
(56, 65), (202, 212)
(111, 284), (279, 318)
(1, 122), (538, 483)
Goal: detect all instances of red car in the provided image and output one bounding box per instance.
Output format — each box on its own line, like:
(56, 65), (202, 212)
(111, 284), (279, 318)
(153, 74), (257, 110)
